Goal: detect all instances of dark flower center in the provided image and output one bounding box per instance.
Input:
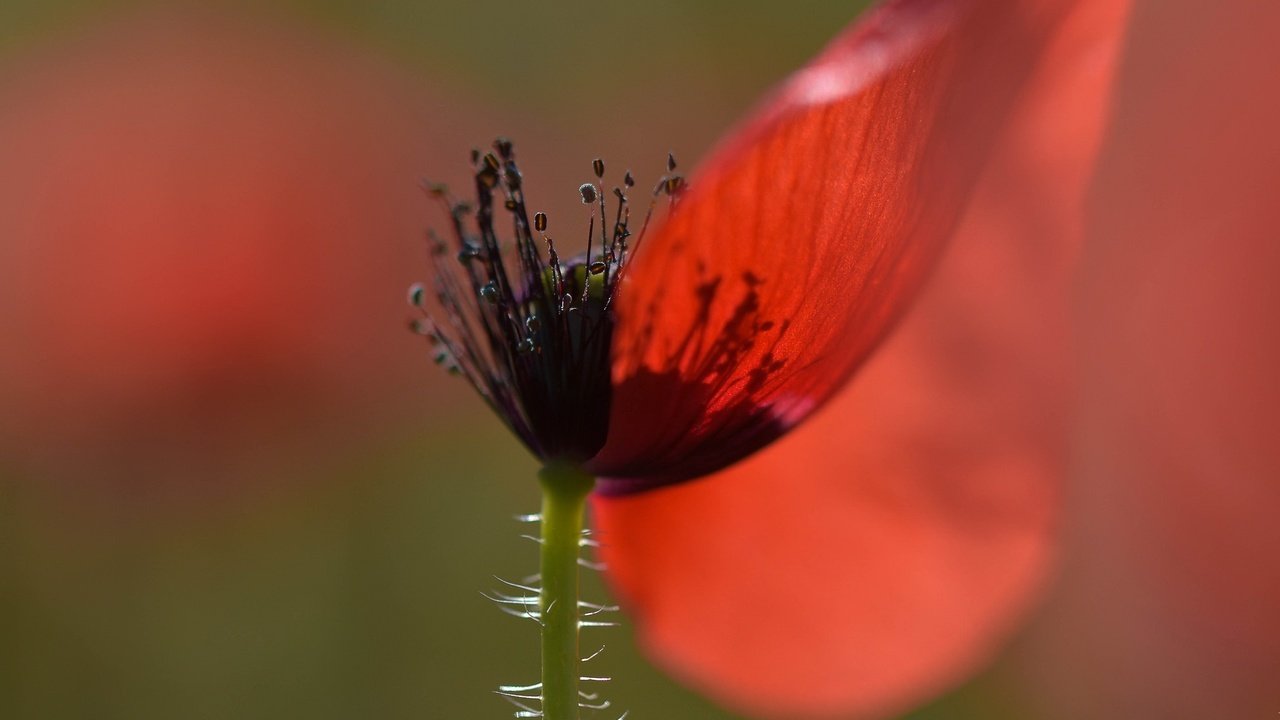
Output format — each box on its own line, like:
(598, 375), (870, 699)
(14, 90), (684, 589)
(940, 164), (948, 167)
(410, 138), (683, 463)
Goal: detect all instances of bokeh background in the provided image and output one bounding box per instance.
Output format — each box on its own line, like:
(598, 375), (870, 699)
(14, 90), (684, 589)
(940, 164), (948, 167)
(1, 2), (1277, 719)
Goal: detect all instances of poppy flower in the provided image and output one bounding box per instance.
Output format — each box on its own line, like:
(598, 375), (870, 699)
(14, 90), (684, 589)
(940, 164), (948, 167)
(416, 0), (1129, 717)
(0, 6), (471, 493)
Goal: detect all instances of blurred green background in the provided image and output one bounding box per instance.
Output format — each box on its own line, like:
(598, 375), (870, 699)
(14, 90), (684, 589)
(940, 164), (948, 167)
(0, 1), (1044, 718)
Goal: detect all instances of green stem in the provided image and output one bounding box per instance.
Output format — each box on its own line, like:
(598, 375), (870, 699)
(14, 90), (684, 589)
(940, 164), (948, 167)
(538, 462), (595, 720)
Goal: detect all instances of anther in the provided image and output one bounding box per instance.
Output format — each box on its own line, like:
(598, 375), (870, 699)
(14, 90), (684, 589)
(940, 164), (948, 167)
(534, 212), (547, 232)
(457, 244), (482, 264)
(589, 261), (607, 275)
(592, 158), (605, 178)
(667, 152), (678, 172)
(483, 152), (501, 172)
(494, 137), (514, 159)
(408, 283), (426, 307)
(623, 171), (635, 188)
(480, 282), (500, 303)
(579, 183), (598, 204)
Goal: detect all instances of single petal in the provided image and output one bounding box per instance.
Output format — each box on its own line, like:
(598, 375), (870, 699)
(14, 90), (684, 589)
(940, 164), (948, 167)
(1030, 1), (1280, 717)
(0, 7), (471, 488)
(592, 0), (1092, 489)
(595, 1), (1130, 717)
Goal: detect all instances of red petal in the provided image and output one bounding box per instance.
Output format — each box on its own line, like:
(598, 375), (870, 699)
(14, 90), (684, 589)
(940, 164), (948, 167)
(591, 0), (1092, 488)
(1031, 1), (1280, 716)
(595, 1), (1129, 717)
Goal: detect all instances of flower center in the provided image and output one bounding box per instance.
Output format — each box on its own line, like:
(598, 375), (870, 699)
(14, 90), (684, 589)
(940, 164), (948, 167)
(410, 138), (683, 463)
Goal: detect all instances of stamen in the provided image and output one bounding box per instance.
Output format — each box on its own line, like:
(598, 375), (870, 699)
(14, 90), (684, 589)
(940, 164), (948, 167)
(412, 139), (678, 464)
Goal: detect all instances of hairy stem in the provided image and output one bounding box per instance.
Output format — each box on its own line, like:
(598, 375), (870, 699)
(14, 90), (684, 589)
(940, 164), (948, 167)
(538, 462), (595, 720)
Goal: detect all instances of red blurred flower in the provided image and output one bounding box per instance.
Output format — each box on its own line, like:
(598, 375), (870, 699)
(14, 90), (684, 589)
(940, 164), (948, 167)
(0, 7), (471, 491)
(420, 0), (1130, 717)
(1027, 1), (1280, 717)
